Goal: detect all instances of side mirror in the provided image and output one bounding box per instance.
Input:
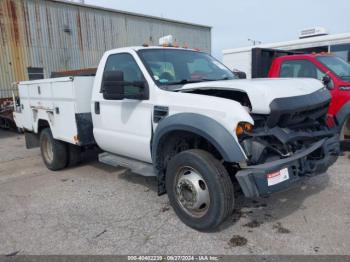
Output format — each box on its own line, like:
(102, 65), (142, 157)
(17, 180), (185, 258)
(102, 71), (148, 100)
(102, 71), (125, 100)
(233, 70), (247, 79)
(322, 75), (333, 90)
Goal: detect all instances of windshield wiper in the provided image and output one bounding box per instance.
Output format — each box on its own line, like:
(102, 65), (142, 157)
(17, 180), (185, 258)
(166, 79), (204, 85)
(202, 77), (231, 81)
(166, 77), (231, 86)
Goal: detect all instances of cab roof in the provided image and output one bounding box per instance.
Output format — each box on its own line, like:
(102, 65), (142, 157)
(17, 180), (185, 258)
(131, 46), (199, 52)
(276, 52), (336, 59)
(103, 46), (202, 55)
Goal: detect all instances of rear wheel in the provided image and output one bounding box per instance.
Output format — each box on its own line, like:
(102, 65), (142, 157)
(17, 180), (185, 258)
(166, 149), (234, 231)
(40, 128), (68, 170)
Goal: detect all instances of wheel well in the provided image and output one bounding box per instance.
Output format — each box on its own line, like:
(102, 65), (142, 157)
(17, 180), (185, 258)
(37, 119), (50, 134)
(155, 130), (225, 195)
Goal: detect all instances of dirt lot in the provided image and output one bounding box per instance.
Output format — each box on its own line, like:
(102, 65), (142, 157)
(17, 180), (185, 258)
(0, 130), (350, 255)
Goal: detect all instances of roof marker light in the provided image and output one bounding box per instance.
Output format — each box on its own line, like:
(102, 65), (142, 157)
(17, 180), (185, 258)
(159, 35), (174, 46)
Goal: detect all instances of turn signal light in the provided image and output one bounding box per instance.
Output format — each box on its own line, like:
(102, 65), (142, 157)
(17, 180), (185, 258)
(236, 122), (253, 137)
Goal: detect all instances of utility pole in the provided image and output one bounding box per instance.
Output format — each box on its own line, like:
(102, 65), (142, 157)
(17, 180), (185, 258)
(248, 38), (262, 46)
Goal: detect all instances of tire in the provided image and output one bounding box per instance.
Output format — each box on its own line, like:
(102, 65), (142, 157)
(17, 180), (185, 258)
(340, 118), (350, 151)
(166, 149), (234, 231)
(340, 141), (350, 152)
(40, 128), (68, 171)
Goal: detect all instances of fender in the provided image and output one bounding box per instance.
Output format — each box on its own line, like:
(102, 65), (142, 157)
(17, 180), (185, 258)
(24, 117), (51, 149)
(152, 113), (246, 163)
(25, 116), (52, 149)
(32, 110), (54, 134)
(336, 101), (350, 129)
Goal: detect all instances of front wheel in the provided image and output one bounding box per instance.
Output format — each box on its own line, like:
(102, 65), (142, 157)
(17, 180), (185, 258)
(40, 128), (68, 171)
(340, 118), (350, 151)
(166, 149), (234, 231)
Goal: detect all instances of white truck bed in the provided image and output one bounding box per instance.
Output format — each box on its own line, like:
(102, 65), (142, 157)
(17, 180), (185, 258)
(14, 76), (95, 146)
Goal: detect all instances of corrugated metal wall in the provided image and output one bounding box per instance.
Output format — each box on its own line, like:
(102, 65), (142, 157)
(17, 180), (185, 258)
(0, 0), (211, 98)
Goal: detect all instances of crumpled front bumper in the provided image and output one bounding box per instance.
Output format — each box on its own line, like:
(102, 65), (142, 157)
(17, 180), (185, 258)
(236, 135), (340, 198)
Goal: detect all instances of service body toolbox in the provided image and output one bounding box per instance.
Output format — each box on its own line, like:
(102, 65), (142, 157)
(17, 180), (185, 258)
(14, 77), (95, 146)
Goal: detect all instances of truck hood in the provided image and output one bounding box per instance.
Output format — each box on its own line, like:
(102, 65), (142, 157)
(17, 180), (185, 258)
(179, 78), (324, 114)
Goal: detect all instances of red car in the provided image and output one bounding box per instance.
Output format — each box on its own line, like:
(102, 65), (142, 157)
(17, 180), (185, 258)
(251, 48), (350, 147)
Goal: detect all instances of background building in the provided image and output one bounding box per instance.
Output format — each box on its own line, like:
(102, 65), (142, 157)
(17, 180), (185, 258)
(0, 0), (211, 98)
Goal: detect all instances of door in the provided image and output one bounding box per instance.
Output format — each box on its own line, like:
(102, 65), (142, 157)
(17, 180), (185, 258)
(94, 53), (153, 162)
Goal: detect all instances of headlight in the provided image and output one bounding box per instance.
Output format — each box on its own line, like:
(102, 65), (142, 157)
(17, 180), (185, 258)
(236, 122), (254, 137)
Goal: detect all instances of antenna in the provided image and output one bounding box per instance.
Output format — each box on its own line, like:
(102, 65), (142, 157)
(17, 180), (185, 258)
(248, 38), (262, 46)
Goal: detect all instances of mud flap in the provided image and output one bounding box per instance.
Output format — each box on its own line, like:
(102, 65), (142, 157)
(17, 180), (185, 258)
(25, 132), (40, 149)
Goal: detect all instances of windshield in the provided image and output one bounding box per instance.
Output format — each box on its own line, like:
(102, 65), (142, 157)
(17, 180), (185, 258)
(138, 49), (236, 88)
(317, 56), (350, 81)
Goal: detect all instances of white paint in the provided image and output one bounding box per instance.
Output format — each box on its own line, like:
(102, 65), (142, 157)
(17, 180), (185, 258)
(179, 78), (324, 114)
(15, 46), (325, 165)
(14, 77), (94, 145)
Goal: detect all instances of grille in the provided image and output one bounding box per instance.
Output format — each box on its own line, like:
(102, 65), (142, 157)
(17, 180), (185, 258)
(266, 89), (331, 129)
(276, 103), (329, 128)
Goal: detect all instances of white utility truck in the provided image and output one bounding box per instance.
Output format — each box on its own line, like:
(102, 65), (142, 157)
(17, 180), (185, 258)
(14, 45), (340, 230)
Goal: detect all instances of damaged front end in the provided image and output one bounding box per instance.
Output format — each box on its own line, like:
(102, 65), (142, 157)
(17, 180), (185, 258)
(236, 88), (340, 198)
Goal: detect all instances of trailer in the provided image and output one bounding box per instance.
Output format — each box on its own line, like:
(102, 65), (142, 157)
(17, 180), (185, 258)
(0, 98), (16, 129)
(223, 30), (350, 78)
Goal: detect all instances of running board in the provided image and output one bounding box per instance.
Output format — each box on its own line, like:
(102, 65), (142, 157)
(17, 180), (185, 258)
(98, 152), (156, 177)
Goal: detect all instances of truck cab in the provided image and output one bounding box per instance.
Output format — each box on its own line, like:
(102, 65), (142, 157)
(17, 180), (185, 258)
(267, 52), (350, 144)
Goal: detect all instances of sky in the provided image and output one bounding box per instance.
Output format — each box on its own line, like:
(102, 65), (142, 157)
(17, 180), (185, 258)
(82, 0), (350, 60)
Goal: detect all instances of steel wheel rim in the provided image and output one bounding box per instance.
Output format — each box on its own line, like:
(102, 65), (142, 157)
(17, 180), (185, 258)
(42, 136), (53, 163)
(174, 166), (210, 218)
(341, 120), (347, 140)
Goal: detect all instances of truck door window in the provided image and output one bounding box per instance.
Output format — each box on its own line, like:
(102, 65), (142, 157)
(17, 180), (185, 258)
(280, 60), (324, 81)
(103, 53), (145, 96)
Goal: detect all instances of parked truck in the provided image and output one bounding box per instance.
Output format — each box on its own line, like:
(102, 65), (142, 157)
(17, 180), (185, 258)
(223, 47), (350, 148)
(14, 45), (340, 230)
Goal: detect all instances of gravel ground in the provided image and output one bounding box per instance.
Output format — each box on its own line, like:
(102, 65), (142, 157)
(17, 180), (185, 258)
(0, 130), (350, 255)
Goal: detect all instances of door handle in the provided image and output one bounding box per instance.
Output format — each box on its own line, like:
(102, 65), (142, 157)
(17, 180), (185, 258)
(94, 102), (100, 114)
